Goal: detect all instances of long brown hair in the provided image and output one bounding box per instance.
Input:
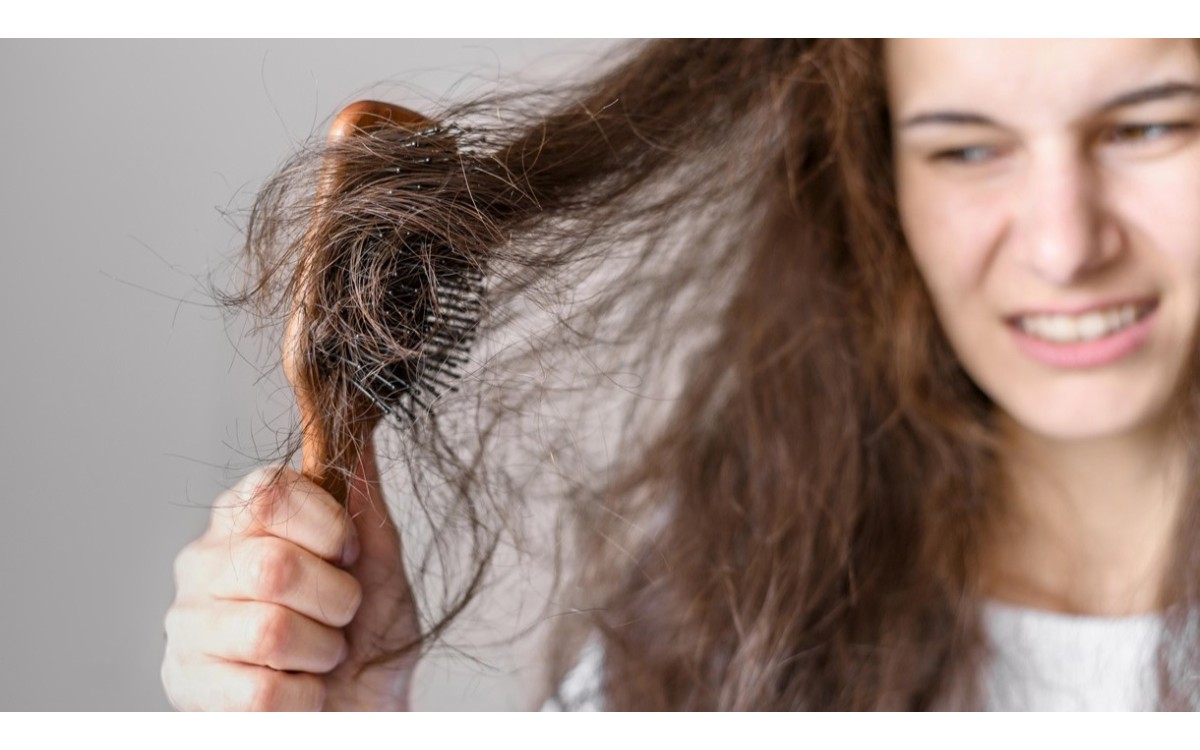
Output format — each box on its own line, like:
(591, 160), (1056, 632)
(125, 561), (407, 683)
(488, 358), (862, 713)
(219, 39), (1200, 710)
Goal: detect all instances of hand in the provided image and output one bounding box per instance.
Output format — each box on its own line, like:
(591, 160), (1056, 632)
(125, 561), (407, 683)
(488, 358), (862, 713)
(162, 443), (421, 710)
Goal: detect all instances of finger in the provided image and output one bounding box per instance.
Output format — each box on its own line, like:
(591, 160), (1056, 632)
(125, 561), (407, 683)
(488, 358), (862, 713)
(210, 465), (358, 565)
(205, 535), (363, 628)
(169, 599), (348, 674)
(163, 655), (327, 712)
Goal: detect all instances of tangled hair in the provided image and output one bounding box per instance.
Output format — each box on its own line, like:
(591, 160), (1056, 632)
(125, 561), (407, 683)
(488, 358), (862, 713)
(220, 39), (1200, 709)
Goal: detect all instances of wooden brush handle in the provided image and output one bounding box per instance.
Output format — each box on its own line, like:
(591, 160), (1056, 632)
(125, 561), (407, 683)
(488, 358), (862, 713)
(283, 100), (438, 506)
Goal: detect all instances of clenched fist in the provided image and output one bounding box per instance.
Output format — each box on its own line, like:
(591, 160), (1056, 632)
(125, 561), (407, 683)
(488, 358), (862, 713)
(162, 444), (420, 710)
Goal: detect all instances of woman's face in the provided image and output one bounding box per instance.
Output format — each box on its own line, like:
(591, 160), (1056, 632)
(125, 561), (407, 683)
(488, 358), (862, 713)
(887, 39), (1200, 443)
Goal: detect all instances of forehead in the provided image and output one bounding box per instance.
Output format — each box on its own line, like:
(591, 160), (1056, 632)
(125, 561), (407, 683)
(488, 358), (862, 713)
(884, 39), (1200, 121)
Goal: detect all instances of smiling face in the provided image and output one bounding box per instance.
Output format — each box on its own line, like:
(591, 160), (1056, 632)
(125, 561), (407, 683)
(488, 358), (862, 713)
(886, 39), (1200, 444)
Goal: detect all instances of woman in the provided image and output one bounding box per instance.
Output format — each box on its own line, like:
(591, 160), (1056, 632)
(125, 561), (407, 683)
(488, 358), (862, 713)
(162, 39), (1200, 710)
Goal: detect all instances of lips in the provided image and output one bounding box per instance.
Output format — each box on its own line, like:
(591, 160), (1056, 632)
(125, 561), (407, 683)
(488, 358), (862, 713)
(1006, 297), (1158, 369)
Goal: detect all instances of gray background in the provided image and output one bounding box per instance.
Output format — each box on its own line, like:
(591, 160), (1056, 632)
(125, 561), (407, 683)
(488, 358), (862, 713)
(0, 39), (622, 711)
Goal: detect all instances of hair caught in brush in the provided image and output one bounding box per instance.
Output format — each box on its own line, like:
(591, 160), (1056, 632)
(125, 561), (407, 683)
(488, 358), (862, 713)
(217, 39), (1200, 709)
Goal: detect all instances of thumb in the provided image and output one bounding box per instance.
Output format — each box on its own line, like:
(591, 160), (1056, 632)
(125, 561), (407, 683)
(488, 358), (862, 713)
(324, 434), (420, 711)
(343, 435), (406, 586)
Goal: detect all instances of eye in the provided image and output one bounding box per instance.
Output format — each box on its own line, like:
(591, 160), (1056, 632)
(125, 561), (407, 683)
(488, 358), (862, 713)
(1105, 121), (1195, 145)
(928, 144), (999, 165)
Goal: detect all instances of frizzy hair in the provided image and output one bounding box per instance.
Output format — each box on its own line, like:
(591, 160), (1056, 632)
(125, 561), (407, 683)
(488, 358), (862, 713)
(219, 39), (1200, 710)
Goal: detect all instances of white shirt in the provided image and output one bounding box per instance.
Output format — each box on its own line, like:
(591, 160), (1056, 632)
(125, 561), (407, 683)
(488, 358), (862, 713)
(542, 601), (1166, 711)
(979, 599), (1162, 710)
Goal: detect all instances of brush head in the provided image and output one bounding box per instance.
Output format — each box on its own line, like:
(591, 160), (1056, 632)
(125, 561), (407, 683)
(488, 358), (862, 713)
(311, 233), (486, 426)
(283, 100), (485, 505)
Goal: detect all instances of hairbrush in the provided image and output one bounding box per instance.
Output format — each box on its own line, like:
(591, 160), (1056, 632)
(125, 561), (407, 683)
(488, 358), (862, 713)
(283, 100), (485, 506)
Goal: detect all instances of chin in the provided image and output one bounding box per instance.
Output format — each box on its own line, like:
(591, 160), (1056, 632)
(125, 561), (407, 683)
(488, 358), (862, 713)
(997, 393), (1171, 445)
(1012, 417), (1136, 444)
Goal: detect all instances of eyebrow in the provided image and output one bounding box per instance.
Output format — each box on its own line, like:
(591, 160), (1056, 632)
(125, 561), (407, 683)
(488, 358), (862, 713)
(896, 80), (1200, 131)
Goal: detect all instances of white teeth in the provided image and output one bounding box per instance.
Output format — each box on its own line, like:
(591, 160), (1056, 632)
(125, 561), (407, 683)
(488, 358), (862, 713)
(1016, 303), (1145, 343)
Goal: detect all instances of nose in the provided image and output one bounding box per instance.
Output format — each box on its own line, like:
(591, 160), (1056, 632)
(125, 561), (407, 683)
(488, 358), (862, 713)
(1012, 148), (1123, 285)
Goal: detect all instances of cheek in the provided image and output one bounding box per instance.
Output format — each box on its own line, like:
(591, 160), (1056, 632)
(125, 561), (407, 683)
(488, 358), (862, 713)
(1133, 165), (1200, 273)
(898, 175), (1000, 311)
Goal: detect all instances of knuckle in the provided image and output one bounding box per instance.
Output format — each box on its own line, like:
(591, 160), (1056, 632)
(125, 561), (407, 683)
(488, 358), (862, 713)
(214, 465), (296, 534)
(246, 671), (286, 712)
(241, 465), (293, 498)
(245, 671), (323, 712)
(248, 605), (293, 664)
(245, 473), (291, 523)
(247, 538), (298, 601)
(287, 673), (327, 711)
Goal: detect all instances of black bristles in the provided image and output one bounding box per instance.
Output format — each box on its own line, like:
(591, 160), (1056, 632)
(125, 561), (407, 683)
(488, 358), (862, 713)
(312, 230), (484, 427)
(309, 120), (487, 427)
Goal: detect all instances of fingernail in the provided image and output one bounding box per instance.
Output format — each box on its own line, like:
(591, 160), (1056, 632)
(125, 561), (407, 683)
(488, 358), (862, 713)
(341, 526), (361, 566)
